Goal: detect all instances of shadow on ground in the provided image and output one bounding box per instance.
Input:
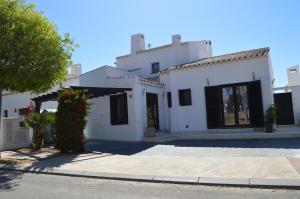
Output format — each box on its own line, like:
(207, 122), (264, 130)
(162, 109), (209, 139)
(85, 138), (300, 155)
(0, 170), (23, 191)
(9, 138), (300, 172)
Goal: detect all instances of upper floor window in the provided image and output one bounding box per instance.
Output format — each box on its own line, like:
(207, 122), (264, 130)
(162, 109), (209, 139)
(167, 92), (172, 108)
(178, 89), (192, 106)
(151, 62), (160, 74)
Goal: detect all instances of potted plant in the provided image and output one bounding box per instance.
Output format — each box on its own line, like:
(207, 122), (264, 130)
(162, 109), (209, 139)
(144, 107), (156, 137)
(265, 104), (277, 133)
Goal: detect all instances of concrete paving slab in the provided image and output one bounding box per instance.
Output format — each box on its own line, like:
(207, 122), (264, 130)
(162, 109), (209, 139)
(198, 177), (250, 185)
(153, 175), (199, 183)
(81, 171), (154, 181)
(52, 168), (85, 176)
(250, 179), (300, 187)
(288, 157), (300, 174)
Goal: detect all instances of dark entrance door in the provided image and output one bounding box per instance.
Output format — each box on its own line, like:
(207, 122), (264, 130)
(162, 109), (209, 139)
(221, 85), (250, 127)
(274, 93), (295, 125)
(205, 80), (264, 129)
(146, 93), (160, 130)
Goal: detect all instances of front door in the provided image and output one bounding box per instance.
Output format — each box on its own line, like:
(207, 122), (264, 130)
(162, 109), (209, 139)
(205, 80), (264, 129)
(222, 85), (250, 127)
(146, 93), (160, 130)
(274, 93), (295, 125)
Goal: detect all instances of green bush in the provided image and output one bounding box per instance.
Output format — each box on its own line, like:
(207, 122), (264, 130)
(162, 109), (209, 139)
(25, 112), (55, 150)
(54, 88), (89, 153)
(265, 104), (277, 124)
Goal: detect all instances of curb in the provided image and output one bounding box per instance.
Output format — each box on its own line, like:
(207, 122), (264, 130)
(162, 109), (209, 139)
(1, 164), (300, 189)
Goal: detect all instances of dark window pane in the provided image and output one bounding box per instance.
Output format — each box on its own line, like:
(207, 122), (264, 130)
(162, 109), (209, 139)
(151, 62), (160, 74)
(19, 108), (27, 116)
(4, 110), (8, 118)
(178, 89), (192, 106)
(167, 92), (172, 108)
(110, 93), (128, 125)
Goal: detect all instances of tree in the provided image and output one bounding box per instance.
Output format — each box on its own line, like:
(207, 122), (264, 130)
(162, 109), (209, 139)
(0, 0), (76, 121)
(24, 112), (55, 150)
(55, 88), (89, 153)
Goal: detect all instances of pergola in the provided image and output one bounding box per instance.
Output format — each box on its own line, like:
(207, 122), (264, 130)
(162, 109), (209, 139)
(31, 86), (132, 112)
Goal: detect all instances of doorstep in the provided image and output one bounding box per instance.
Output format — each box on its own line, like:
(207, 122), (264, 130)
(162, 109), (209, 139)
(142, 126), (300, 143)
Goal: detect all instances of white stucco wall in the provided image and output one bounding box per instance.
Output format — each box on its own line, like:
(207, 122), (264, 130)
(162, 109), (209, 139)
(2, 77), (79, 117)
(80, 65), (165, 141)
(116, 40), (212, 78)
(160, 56), (274, 133)
(292, 86), (300, 125)
(287, 65), (300, 86)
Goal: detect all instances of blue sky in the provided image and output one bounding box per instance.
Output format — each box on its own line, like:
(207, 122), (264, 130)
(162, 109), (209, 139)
(28, 0), (300, 87)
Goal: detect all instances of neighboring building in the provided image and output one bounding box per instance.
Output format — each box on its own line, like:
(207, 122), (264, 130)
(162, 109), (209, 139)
(273, 65), (300, 125)
(2, 34), (283, 142)
(287, 65), (300, 86)
(1, 64), (82, 118)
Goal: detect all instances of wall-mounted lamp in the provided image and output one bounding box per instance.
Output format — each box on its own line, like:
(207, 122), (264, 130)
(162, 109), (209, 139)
(206, 78), (210, 86)
(252, 72), (256, 81)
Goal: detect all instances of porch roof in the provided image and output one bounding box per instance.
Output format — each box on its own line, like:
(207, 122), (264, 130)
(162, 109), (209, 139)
(31, 86), (132, 103)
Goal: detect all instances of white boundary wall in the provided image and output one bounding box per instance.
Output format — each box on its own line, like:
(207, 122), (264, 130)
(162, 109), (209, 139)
(0, 117), (32, 151)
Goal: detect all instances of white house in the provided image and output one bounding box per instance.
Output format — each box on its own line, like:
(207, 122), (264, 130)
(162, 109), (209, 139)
(2, 33), (281, 143)
(0, 64), (82, 150)
(272, 65), (300, 126)
(1, 64), (81, 118)
(78, 34), (275, 141)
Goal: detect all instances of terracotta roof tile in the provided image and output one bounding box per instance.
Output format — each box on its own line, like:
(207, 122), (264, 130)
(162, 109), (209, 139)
(159, 47), (270, 75)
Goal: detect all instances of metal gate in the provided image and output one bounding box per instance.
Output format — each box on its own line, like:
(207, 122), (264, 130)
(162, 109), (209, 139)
(1, 118), (31, 150)
(274, 93), (295, 125)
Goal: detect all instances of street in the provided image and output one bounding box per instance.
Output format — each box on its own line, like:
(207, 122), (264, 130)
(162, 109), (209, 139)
(1, 171), (300, 199)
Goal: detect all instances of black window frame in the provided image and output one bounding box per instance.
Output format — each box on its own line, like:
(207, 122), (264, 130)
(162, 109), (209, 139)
(178, 89), (192, 106)
(4, 110), (8, 118)
(151, 62), (160, 74)
(110, 93), (129, 125)
(19, 108), (27, 116)
(167, 92), (172, 108)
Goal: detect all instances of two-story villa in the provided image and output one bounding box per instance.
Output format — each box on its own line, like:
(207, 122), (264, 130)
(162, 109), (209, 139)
(2, 34), (276, 142)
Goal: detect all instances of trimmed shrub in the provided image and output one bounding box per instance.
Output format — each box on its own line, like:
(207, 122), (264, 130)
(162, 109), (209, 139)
(54, 88), (89, 153)
(25, 112), (55, 150)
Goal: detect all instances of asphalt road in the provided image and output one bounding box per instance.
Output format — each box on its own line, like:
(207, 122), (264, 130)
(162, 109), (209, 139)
(1, 171), (300, 199)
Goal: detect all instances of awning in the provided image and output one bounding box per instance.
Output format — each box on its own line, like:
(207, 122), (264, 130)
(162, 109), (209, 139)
(31, 86), (132, 103)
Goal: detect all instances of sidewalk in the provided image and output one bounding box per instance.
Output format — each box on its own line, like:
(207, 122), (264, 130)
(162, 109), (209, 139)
(1, 152), (300, 188)
(1, 139), (300, 188)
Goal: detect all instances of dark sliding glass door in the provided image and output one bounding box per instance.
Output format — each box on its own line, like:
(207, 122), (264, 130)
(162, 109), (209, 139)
(222, 85), (250, 127)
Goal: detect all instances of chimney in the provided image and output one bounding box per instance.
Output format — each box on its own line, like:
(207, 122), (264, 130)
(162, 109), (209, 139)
(70, 64), (82, 77)
(131, 33), (145, 54)
(172, 34), (181, 45)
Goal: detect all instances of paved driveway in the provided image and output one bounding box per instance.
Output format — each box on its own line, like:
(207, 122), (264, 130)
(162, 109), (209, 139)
(86, 138), (300, 157)
(8, 138), (300, 180)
